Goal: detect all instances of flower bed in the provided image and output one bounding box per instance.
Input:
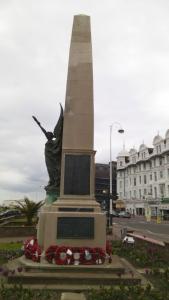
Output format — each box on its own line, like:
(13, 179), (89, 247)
(112, 240), (169, 268)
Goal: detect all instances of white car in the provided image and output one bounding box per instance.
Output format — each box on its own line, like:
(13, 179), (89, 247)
(122, 236), (135, 244)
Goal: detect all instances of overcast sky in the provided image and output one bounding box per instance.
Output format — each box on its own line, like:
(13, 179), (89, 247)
(1, 0), (169, 202)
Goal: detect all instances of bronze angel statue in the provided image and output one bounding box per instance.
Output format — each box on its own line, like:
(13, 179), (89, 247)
(32, 104), (63, 195)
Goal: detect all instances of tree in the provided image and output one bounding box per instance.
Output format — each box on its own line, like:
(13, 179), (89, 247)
(15, 197), (44, 226)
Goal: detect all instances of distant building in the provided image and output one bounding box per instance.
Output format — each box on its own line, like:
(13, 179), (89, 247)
(2, 199), (24, 208)
(95, 162), (117, 211)
(117, 130), (169, 218)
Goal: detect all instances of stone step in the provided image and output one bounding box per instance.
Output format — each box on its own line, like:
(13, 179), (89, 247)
(8, 271), (141, 286)
(6, 255), (144, 289)
(19, 255), (125, 274)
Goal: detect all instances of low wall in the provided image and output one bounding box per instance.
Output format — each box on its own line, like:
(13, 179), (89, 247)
(127, 232), (165, 247)
(0, 226), (36, 238)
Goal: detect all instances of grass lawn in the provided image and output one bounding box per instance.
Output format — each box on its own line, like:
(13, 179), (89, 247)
(0, 242), (22, 251)
(0, 242), (23, 265)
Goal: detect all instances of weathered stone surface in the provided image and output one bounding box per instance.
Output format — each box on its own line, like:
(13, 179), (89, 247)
(62, 15), (93, 151)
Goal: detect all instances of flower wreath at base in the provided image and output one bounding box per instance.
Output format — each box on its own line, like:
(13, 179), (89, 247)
(24, 237), (41, 262)
(24, 237), (112, 265)
(45, 245), (106, 265)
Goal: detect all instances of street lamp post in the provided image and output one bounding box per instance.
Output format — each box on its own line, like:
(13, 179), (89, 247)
(109, 122), (124, 226)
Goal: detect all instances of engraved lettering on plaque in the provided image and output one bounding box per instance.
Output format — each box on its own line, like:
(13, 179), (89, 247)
(64, 154), (90, 195)
(57, 217), (94, 239)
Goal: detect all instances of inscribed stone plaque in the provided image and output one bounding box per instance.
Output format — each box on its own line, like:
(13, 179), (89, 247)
(57, 217), (94, 239)
(64, 154), (90, 195)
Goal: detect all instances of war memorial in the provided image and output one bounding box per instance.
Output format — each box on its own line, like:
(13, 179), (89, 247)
(7, 15), (143, 290)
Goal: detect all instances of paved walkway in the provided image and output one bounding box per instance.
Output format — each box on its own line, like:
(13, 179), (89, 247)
(61, 293), (86, 300)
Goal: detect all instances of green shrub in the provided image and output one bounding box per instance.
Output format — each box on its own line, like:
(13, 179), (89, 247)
(88, 284), (169, 300)
(0, 282), (60, 300)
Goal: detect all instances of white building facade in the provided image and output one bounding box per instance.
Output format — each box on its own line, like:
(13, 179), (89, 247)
(117, 130), (169, 217)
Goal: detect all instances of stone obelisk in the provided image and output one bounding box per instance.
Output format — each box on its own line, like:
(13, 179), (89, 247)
(62, 14), (93, 151)
(60, 14), (95, 201)
(38, 15), (106, 251)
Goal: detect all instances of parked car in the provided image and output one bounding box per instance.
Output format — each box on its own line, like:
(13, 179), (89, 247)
(111, 210), (119, 217)
(118, 211), (131, 218)
(122, 236), (135, 244)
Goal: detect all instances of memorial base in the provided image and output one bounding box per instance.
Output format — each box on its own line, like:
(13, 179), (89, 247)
(37, 198), (106, 251)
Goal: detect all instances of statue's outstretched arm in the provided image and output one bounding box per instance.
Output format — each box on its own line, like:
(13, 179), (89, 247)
(32, 116), (48, 138)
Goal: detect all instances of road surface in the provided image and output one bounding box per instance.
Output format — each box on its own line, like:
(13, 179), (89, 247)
(113, 216), (169, 243)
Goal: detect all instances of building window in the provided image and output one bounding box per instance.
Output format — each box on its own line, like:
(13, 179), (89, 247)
(144, 189), (147, 195)
(149, 161), (152, 169)
(139, 176), (141, 184)
(149, 185), (152, 195)
(154, 187), (157, 198)
(139, 165), (141, 171)
(134, 177), (136, 186)
(120, 181), (122, 188)
(143, 163), (146, 170)
(144, 175), (147, 184)
(154, 172), (157, 181)
(160, 170), (163, 178)
(132, 157), (136, 164)
(159, 157), (163, 166)
(134, 190), (136, 198)
(120, 161), (123, 166)
(159, 184), (165, 197)
(150, 173), (152, 181)
(139, 189), (141, 198)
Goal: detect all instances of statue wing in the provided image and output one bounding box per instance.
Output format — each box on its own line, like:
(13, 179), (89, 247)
(53, 103), (64, 138)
